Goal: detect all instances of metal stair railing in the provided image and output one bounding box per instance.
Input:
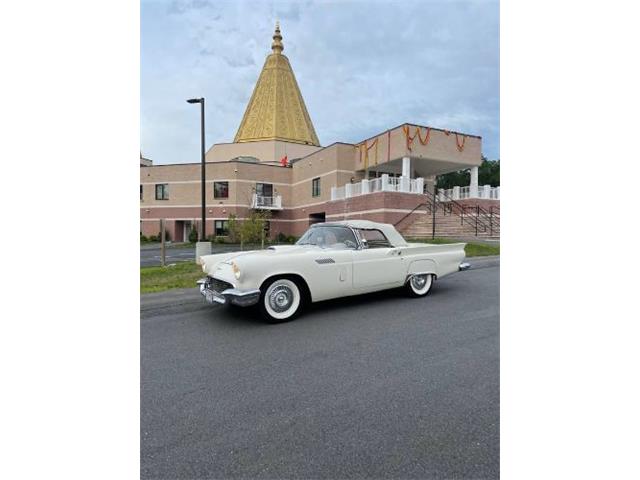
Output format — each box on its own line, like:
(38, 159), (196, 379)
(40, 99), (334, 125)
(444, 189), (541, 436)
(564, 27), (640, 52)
(434, 189), (500, 236)
(393, 190), (500, 237)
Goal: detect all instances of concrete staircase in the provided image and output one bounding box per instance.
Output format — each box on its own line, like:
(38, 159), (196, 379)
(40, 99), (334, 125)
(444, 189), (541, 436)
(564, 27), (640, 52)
(400, 206), (500, 239)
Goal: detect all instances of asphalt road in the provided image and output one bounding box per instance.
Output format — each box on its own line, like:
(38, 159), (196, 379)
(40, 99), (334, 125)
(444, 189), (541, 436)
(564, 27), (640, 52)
(141, 256), (499, 479)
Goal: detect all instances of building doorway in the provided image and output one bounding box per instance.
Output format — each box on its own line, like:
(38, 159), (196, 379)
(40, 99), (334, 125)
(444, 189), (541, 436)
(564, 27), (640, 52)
(183, 221), (193, 243)
(309, 212), (326, 225)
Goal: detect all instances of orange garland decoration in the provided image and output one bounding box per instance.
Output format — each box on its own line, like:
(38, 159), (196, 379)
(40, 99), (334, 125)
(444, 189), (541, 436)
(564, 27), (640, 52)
(358, 137), (379, 170)
(403, 124), (465, 152)
(402, 125), (431, 151)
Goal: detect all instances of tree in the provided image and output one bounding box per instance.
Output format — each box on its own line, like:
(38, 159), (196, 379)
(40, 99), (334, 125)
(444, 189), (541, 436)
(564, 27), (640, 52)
(241, 210), (271, 244)
(436, 156), (500, 189)
(227, 214), (239, 243)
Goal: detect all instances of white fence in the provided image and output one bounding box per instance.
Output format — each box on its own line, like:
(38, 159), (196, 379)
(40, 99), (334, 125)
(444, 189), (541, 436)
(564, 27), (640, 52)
(331, 174), (424, 201)
(330, 175), (500, 202)
(439, 185), (500, 201)
(251, 194), (282, 209)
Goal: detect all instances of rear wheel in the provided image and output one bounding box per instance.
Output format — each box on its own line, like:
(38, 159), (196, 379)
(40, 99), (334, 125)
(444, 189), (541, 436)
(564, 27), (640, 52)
(259, 277), (303, 323)
(406, 273), (434, 297)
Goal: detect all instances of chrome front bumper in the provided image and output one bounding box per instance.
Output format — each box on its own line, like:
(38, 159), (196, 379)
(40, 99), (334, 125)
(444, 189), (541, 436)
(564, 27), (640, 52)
(459, 262), (471, 271)
(197, 277), (261, 307)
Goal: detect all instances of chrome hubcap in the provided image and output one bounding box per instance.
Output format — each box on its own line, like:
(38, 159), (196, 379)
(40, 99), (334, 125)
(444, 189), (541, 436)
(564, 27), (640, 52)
(269, 285), (293, 313)
(411, 275), (428, 290)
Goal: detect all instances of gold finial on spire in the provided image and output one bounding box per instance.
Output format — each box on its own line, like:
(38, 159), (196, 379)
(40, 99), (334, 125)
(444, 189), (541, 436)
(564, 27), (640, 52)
(271, 21), (283, 54)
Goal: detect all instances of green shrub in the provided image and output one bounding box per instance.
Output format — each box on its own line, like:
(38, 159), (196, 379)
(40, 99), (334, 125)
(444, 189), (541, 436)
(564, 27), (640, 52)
(286, 235), (297, 244)
(188, 227), (199, 243)
(140, 233), (149, 243)
(216, 236), (226, 244)
(149, 235), (159, 242)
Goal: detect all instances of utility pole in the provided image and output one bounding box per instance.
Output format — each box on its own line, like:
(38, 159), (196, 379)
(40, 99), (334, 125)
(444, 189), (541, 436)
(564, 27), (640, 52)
(160, 218), (166, 267)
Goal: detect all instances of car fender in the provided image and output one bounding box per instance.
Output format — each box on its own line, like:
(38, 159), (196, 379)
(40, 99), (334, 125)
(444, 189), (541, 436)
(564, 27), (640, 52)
(406, 259), (438, 277)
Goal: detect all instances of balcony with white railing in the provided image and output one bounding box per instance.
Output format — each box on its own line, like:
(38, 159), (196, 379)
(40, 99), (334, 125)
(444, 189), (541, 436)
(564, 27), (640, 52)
(251, 194), (283, 210)
(329, 173), (500, 203)
(438, 185), (500, 201)
(330, 174), (425, 201)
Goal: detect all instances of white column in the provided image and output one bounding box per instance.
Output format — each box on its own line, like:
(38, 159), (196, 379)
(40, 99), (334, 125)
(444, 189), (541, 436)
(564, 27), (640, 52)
(331, 186), (337, 201)
(400, 176), (410, 192)
(470, 166), (479, 198)
(402, 157), (411, 178)
(381, 173), (390, 191)
(452, 186), (460, 200)
(482, 184), (491, 199)
(415, 177), (424, 194)
(361, 179), (369, 194)
(495, 186), (500, 200)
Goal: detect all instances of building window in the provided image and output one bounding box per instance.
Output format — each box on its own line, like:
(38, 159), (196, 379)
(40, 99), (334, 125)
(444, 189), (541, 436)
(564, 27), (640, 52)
(312, 177), (321, 197)
(256, 183), (273, 198)
(140, 185), (143, 200)
(215, 220), (229, 236)
(155, 184), (169, 200)
(214, 181), (229, 199)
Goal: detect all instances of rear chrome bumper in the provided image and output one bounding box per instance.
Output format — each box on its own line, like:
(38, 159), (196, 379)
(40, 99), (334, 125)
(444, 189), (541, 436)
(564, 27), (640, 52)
(197, 277), (261, 307)
(459, 262), (471, 271)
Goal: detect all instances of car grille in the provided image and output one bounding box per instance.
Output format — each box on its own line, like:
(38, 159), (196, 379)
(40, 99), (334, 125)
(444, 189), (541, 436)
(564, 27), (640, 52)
(208, 277), (234, 293)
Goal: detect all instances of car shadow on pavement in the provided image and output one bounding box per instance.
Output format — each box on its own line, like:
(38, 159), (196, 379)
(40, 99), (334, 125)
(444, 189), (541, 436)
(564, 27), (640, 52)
(206, 282), (453, 328)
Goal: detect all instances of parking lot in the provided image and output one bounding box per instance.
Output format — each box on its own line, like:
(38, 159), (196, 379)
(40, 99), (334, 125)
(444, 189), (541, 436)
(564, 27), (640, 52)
(141, 256), (499, 479)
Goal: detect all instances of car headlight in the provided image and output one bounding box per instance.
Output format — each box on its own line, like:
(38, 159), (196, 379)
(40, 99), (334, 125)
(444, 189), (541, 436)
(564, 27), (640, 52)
(231, 261), (241, 280)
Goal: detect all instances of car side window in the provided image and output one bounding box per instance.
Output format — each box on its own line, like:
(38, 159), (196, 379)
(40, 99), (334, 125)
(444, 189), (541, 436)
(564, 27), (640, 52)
(357, 229), (392, 248)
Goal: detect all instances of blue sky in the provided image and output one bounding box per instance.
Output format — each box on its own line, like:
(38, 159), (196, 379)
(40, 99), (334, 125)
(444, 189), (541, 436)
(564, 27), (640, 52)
(141, 0), (499, 165)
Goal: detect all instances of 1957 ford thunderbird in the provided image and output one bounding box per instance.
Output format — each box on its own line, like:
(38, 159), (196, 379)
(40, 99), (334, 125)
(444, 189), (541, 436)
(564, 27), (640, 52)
(197, 220), (470, 323)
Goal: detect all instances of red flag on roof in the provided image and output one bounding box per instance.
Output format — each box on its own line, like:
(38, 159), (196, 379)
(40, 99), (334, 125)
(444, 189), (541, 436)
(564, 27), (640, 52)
(280, 155), (288, 167)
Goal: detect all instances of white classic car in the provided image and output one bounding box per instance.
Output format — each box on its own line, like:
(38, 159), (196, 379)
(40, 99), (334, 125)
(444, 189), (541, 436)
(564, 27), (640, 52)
(197, 220), (469, 323)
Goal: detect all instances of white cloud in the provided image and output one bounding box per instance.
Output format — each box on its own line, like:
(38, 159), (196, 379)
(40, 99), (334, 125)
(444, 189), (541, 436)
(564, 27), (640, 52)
(141, 0), (499, 164)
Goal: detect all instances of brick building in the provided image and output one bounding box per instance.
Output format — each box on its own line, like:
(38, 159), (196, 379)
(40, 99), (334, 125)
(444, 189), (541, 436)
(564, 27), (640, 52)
(141, 23), (497, 242)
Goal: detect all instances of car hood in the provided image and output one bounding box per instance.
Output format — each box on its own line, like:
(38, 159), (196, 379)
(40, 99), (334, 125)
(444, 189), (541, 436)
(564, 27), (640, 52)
(200, 245), (328, 275)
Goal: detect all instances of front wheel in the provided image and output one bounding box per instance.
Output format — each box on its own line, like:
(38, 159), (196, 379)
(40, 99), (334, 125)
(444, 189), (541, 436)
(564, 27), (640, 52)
(406, 273), (434, 297)
(259, 277), (303, 323)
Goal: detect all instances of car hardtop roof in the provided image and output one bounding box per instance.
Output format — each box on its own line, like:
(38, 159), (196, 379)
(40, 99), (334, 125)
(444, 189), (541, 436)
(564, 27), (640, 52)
(309, 220), (408, 247)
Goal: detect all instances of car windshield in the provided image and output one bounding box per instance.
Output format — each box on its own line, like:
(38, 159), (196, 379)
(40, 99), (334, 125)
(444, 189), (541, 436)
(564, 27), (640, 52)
(296, 226), (358, 249)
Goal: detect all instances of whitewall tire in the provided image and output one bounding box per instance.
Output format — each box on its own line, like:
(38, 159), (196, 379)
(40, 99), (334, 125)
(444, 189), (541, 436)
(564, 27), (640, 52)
(406, 273), (434, 297)
(260, 278), (302, 323)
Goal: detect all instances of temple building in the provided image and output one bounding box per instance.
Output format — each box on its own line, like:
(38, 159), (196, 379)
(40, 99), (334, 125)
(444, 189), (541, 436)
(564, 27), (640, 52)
(141, 23), (499, 242)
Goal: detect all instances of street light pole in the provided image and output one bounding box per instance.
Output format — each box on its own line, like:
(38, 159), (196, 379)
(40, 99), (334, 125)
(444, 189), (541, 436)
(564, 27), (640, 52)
(199, 98), (206, 241)
(187, 97), (206, 241)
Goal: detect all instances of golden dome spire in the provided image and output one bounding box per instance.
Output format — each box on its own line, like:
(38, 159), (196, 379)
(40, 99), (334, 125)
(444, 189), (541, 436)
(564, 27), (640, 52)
(271, 21), (284, 54)
(234, 22), (320, 146)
